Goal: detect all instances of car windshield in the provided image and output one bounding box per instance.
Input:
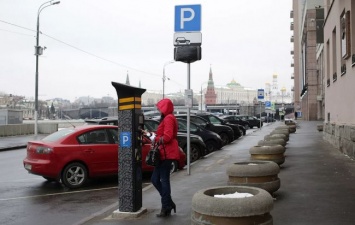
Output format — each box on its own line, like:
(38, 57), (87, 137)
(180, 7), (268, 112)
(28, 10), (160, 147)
(190, 117), (207, 127)
(42, 128), (76, 142)
(208, 115), (222, 125)
(177, 119), (199, 132)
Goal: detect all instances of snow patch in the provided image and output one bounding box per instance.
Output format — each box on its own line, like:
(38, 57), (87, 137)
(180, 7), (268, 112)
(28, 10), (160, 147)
(214, 191), (253, 198)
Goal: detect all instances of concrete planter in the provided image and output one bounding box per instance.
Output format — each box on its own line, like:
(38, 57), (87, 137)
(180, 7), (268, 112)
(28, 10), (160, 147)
(275, 125), (289, 130)
(258, 139), (286, 147)
(227, 161), (280, 194)
(285, 120), (296, 126)
(270, 129), (290, 138)
(317, 124), (323, 132)
(250, 145), (286, 165)
(288, 124), (296, 133)
(265, 134), (288, 142)
(191, 186), (273, 225)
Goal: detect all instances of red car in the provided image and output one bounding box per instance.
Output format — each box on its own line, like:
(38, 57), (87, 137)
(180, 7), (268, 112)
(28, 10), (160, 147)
(23, 125), (186, 189)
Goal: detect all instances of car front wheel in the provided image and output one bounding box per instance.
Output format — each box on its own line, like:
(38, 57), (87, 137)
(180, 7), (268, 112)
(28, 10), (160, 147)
(170, 160), (178, 174)
(205, 140), (218, 153)
(219, 133), (229, 146)
(184, 144), (202, 163)
(61, 162), (88, 189)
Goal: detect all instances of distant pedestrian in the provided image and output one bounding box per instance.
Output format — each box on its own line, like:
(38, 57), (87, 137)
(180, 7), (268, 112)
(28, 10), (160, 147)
(294, 111), (297, 120)
(151, 98), (180, 217)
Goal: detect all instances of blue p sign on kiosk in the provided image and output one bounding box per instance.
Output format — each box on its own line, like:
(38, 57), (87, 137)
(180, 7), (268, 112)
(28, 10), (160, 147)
(120, 132), (131, 148)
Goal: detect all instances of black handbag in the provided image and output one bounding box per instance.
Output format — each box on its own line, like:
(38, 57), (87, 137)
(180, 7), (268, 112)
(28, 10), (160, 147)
(146, 143), (161, 167)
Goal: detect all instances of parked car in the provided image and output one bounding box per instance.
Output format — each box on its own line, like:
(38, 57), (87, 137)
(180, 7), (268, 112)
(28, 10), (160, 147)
(23, 125), (186, 189)
(236, 115), (263, 128)
(175, 115), (234, 146)
(144, 118), (206, 163)
(219, 115), (251, 130)
(176, 118), (223, 153)
(196, 113), (244, 138)
(87, 117), (206, 164)
(255, 115), (276, 123)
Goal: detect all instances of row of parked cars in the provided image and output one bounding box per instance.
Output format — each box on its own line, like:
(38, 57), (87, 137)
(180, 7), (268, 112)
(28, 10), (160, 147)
(144, 112), (263, 163)
(22, 112), (262, 189)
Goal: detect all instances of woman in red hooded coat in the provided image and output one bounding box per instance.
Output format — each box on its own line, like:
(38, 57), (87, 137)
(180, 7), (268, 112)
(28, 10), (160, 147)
(151, 98), (180, 217)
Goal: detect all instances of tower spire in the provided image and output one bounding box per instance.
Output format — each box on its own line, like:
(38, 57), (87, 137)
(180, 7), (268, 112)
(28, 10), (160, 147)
(205, 65), (217, 105)
(125, 71), (130, 85)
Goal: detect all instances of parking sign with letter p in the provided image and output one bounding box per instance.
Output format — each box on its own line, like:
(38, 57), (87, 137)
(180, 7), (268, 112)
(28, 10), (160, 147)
(175, 5), (201, 32)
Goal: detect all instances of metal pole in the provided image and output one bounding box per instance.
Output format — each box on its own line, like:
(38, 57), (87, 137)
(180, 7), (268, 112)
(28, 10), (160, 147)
(260, 101), (262, 129)
(187, 63), (191, 175)
(200, 85), (202, 111)
(163, 61), (174, 99)
(35, 12), (40, 136)
(162, 67), (165, 99)
(34, 0), (60, 136)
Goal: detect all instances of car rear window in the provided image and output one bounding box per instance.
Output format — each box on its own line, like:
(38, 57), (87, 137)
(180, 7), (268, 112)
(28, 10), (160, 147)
(42, 128), (76, 142)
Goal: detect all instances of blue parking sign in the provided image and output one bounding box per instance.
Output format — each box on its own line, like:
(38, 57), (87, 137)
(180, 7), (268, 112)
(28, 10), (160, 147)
(175, 5), (201, 32)
(257, 89), (264, 100)
(120, 132), (131, 148)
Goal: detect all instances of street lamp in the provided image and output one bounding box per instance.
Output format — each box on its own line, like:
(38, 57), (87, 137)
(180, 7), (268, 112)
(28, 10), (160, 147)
(162, 61), (174, 98)
(34, 0), (60, 136)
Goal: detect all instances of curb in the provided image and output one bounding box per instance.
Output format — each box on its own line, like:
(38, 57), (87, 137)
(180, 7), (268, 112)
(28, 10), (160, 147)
(0, 145), (27, 152)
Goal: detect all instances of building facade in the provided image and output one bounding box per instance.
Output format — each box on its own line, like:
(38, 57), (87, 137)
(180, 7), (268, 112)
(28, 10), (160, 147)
(322, 0), (355, 159)
(292, 0), (324, 121)
(293, 0), (355, 159)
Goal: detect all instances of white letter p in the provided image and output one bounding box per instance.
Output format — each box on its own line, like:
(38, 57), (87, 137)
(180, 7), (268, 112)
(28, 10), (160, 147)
(180, 8), (195, 29)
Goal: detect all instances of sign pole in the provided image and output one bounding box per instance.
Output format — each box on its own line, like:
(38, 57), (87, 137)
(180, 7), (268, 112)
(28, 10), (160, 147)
(187, 63), (191, 175)
(174, 4), (202, 175)
(260, 102), (262, 129)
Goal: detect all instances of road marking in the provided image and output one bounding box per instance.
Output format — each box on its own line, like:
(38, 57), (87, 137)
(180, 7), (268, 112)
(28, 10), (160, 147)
(0, 186), (117, 201)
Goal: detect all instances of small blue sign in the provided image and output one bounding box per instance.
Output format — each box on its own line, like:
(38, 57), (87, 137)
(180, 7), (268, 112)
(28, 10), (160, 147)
(120, 132), (131, 148)
(257, 89), (264, 100)
(265, 101), (271, 107)
(175, 5), (201, 32)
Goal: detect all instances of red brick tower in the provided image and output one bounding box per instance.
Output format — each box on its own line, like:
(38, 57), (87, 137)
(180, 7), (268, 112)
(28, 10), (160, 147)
(205, 66), (217, 105)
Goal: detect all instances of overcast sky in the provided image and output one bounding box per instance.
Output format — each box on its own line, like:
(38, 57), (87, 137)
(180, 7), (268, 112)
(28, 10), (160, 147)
(0, 0), (293, 102)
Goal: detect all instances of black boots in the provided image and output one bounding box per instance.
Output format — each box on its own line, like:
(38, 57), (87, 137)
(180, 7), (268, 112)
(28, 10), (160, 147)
(156, 208), (172, 217)
(171, 201), (176, 213)
(156, 201), (176, 217)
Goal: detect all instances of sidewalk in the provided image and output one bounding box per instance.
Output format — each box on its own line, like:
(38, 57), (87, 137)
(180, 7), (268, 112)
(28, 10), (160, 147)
(2, 122), (355, 224)
(78, 121), (355, 225)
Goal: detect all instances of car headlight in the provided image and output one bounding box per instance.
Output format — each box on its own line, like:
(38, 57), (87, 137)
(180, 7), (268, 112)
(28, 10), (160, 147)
(36, 146), (53, 154)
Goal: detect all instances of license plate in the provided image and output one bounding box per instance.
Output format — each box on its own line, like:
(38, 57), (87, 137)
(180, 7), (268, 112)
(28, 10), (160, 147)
(24, 164), (32, 170)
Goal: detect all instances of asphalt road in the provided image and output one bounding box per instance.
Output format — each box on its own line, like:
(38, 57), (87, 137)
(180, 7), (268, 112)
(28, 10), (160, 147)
(0, 127), (257, 225)
(0, 147), (151, 225)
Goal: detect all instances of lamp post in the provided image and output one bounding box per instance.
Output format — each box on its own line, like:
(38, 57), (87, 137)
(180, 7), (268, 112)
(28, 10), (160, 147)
(162, 61), (174, 99)
(200, 85), (203, 111)
(34, 0), (60, 136)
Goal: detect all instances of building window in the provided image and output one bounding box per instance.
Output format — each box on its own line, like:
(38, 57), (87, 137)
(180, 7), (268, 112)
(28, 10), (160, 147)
(332, 27), (337, 82)
(326, 40), (330, 86)
(341, 10), (351, 59)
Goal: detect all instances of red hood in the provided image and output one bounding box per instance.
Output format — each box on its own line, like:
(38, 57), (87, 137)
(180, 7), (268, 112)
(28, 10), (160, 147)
(156, 98), (174, 116)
